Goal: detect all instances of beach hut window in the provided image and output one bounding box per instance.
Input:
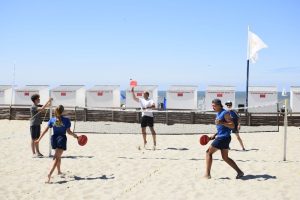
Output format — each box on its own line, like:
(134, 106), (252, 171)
(61, 92), (66, 96)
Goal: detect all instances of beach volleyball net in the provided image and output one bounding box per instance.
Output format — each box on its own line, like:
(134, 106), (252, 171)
(69, 104), (281, 135)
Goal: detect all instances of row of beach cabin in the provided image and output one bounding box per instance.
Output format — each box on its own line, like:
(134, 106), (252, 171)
(0, 85), (299, 112)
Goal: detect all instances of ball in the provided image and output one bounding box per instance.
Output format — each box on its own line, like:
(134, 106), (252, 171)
(199, 135), (209, 146)
(78, 135), (88, 146)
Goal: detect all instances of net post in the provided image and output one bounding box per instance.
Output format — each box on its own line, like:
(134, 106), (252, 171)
(283, 99), (288, 161)
(48, 103), (52, 157)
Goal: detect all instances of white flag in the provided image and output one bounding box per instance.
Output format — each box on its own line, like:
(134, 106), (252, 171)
(248, 31), (268, 63)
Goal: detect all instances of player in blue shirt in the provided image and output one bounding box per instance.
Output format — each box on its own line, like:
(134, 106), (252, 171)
(225, 101), (246, 150)
(204, 99), (244, 179)
(35, 105), (78, 183)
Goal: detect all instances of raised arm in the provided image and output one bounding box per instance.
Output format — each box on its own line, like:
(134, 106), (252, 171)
(131, 87), (139, 102)
(38, 98), (53, 111)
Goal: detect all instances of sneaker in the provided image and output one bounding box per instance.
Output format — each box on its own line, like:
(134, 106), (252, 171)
(37, 153), (44, 157)
(152, 146), (156, 151)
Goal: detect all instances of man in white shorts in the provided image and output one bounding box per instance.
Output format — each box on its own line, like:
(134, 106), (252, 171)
(131, 87), (157, 150)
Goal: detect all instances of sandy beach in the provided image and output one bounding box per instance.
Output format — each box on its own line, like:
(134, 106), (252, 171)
(0, 120), (299, 200)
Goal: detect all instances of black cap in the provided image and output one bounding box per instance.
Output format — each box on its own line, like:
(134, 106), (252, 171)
(212, 98), (223, 107)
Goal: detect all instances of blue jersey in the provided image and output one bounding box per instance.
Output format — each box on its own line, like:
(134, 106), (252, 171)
(216, 109), (231, 138)
(48, 116), (71, 135)
(229, 110), (239, 128)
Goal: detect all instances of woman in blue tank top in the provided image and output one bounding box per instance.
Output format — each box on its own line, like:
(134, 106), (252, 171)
(203, 99), (244, 179)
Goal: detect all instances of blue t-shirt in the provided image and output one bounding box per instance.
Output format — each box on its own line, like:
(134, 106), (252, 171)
(229, 110), (239, 128)
(216, 109), (231, 138)
(48, 116), (71, 135)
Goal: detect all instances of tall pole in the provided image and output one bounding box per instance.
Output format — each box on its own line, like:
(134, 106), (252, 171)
(10, 63), (16, 106)
(246, 26), (250, 112)
(246, 59), (250, 111)
(283, 99), (288, 161)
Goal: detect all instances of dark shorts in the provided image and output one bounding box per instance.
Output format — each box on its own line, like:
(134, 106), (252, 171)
(30, 125), (41, 140)
(211, 136), (231, 150)
(51, 134), (67, 150)
(141, 116), (154, 128)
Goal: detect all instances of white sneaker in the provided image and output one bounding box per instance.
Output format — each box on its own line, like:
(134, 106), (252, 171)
(152, 145), (156, 151)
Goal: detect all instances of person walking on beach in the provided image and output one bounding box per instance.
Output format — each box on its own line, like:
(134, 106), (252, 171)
(30, 94), (52, 157)
(225, 101), (246, 150)
(131, 87), (157, 150)
(204, 99), (244, 179)
(35, 105), (78, 183)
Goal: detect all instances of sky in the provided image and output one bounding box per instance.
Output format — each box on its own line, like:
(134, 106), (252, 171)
(0, 0), (299, 91)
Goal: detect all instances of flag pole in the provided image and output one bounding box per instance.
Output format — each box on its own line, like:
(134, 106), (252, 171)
(246, 26), (250, 112)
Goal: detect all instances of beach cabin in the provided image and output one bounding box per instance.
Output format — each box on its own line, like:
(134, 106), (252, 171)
(126, 85), (158, 108)
(205, 86), (235, 111)
(290, 86), (300, 112)
(14, 85), (49, 106)
(248, 86), (278, 113)
(86, 85), (120, 108)
(0, 85), (13, 105)
(51, 85), (85, 108)
(166, 85), (198, 109)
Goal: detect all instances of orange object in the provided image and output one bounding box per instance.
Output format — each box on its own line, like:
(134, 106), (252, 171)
(130, 80), (137, 87)
(78, 135), (88, 146)
(199, 135), (209, 146)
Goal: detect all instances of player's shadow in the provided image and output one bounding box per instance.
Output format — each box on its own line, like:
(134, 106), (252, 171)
(61, 155), (94, 159)
(230, 148), (259, 152)
(164, 147), (189, 151)
(219, 174), (276, 181)
(55, 174), (115, 184)
(240, 174), (277, 181)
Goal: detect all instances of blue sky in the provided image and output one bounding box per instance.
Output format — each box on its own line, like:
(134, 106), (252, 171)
(0, 0), (299, 90)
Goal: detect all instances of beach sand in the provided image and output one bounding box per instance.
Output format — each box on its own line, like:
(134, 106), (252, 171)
(0, 120), (299, 200)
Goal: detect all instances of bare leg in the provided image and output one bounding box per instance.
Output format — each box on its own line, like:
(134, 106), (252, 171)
(141, 127), (147, 147)
(221, 149), (244, 178)
(31, 140), (36, 155)
(235, 133), (245, 150)
(35, 143), (43, 156)
(47, 149), (63, 183)
(57, 156), (63, 174)
(149, 127), (156, 147)
(204, 146), (218, 179)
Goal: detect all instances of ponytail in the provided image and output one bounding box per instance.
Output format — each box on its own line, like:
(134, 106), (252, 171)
(54, 105), (64, 126)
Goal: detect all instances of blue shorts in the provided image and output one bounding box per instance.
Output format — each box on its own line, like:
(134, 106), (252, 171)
(51, 134), (67, 150)
(211, 136), (231, 150)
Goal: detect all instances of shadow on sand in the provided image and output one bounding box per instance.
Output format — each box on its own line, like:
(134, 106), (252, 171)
(219, 174), (277, 181)
(61, 155), (94, 159)
(230, 148), (259, 152)
(164, 147), (189, 151)
(54, 174), (115, 184)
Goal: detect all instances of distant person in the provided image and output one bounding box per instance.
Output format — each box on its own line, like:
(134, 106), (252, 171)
(204, 99), (244, 179)
(30, 94), (52, 157)
(35, 105), (79, 183)
(131, 87), (157, 150)
(225, 101), (246, 151)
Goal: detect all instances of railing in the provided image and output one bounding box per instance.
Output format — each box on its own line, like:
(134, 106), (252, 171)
(1, 105), (300, 126)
